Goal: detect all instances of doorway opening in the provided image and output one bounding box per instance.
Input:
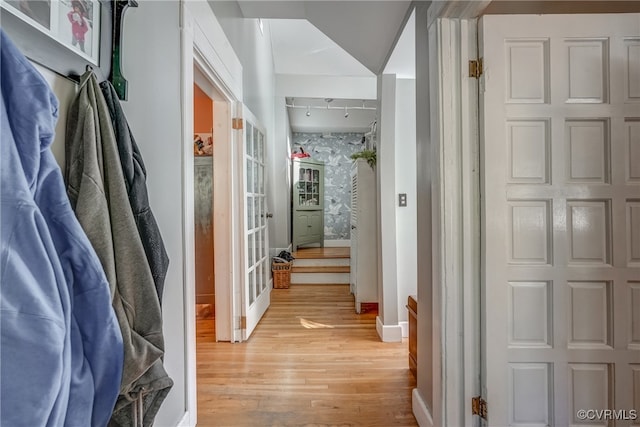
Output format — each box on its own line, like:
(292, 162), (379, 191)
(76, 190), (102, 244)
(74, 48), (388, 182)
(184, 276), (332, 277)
(193, 79), (215, 340)
(192, 62), (234, 343)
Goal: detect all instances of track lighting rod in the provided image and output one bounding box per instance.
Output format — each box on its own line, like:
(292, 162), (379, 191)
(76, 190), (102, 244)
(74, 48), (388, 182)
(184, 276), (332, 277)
(285, 104), (376, 111)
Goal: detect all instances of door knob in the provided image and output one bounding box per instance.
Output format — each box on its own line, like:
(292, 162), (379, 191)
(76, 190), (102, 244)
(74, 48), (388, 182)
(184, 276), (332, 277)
(265, 212), (273, 218)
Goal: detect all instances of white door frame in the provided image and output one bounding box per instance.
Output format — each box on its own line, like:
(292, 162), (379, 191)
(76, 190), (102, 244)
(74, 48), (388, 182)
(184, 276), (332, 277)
(422, 5), (640, 427)
(414, 1), (488, 424)
(192, 53), (239, 344)
(239, 107), (272, 340)
(179, 2), (244, 425)
(429, 17), (480, 427)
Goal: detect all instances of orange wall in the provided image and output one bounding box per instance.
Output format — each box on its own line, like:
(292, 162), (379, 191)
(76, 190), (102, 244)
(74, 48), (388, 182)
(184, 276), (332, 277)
(193, 83), (215, 310)
(194, 83), (214, 134)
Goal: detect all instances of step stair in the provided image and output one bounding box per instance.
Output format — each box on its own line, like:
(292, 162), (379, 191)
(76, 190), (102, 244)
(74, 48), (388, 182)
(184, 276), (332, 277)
(290, 247), (351, 285)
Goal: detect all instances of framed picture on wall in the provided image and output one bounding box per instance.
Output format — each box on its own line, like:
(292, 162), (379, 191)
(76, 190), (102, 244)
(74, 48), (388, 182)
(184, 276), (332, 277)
(194, 133), (213, 156)
(0, 0), (112, 80)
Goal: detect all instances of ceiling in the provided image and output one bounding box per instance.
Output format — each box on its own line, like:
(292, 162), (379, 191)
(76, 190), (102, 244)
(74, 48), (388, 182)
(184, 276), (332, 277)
(269, 19), (373, 77)
(238, 1), (414, 74)
(236, 1), (416, 134)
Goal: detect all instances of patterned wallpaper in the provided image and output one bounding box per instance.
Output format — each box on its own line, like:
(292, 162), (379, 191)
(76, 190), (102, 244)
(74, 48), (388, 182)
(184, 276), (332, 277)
(292, 132), (366, 240)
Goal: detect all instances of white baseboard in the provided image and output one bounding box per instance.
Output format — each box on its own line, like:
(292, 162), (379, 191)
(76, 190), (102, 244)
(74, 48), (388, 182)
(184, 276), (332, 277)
(324, 239), (350, 247)
(376, 316), (403, 342)
(177, 411), (195, 427)
(399, 320), (408, 338)
(412, 388), (434, 427)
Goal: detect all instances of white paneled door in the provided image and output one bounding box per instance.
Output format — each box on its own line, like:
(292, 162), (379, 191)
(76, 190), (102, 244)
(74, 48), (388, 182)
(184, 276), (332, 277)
(242, 108), (270, 340)
(481, 14), (640, 426)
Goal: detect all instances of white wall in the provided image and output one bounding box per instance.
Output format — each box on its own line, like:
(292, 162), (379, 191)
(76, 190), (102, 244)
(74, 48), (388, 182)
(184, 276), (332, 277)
(209, 1), (281, 252)
(275, 74), (377, 99)
(34, 64), (76, 169)
(376, 73), (401, 342)
(414, 0), (435, 420)
(385, 9), (416, 79)
(394, 78), (417, 325)
(207, 0), (275, 137)
(376, 74), (418, 341)
(119, 3), (186, 426)
(385, 15), (418, 330)
(242, 19), (276, 133)
(272, 96), (292, 250)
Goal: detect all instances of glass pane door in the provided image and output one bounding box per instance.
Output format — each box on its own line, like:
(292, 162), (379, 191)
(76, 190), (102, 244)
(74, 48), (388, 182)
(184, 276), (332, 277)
(242, 110), (270, 339)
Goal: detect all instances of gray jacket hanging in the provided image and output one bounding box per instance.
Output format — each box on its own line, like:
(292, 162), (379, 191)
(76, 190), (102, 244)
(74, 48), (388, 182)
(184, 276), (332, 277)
(100, 81), (169, 304)
(65, 70), (173, 427)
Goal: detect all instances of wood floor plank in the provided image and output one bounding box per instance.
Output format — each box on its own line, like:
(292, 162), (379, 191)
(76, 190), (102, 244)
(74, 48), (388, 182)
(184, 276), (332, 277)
(196, 284), (417, 426)
(291, 247), (351, 259)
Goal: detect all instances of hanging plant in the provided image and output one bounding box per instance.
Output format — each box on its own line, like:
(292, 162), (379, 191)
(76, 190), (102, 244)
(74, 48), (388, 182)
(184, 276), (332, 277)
(350, 149), (376, 168)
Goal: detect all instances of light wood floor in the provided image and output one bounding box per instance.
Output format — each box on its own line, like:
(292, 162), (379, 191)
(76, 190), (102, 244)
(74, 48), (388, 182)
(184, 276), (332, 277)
(196, 284), (417, 427)
(291, 247), (351, 259)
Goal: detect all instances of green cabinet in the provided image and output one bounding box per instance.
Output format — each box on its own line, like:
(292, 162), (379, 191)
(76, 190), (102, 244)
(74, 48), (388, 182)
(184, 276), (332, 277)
(292, 158), (324, 251)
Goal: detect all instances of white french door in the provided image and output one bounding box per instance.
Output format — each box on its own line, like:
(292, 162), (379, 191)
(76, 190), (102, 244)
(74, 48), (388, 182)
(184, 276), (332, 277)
(241, 107), (270, 340)
(481, 14), (640, 426)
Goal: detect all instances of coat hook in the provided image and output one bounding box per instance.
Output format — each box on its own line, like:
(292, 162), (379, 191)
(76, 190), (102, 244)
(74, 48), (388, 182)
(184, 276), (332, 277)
(110, 0), (139, 100)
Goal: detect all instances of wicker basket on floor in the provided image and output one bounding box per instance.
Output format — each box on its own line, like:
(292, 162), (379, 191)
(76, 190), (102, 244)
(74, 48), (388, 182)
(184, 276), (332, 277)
(272, 261), (292, 289)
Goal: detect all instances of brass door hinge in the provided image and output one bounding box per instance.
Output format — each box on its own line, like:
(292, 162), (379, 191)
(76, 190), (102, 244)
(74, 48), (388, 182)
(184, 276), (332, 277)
(469, 58), (483, 78)
(232, 118), (244, 130)
(472, 396), (487, 420)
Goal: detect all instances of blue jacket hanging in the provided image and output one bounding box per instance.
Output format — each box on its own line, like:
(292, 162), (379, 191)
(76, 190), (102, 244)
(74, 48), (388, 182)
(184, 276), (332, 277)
(0, 29), (123, 427)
